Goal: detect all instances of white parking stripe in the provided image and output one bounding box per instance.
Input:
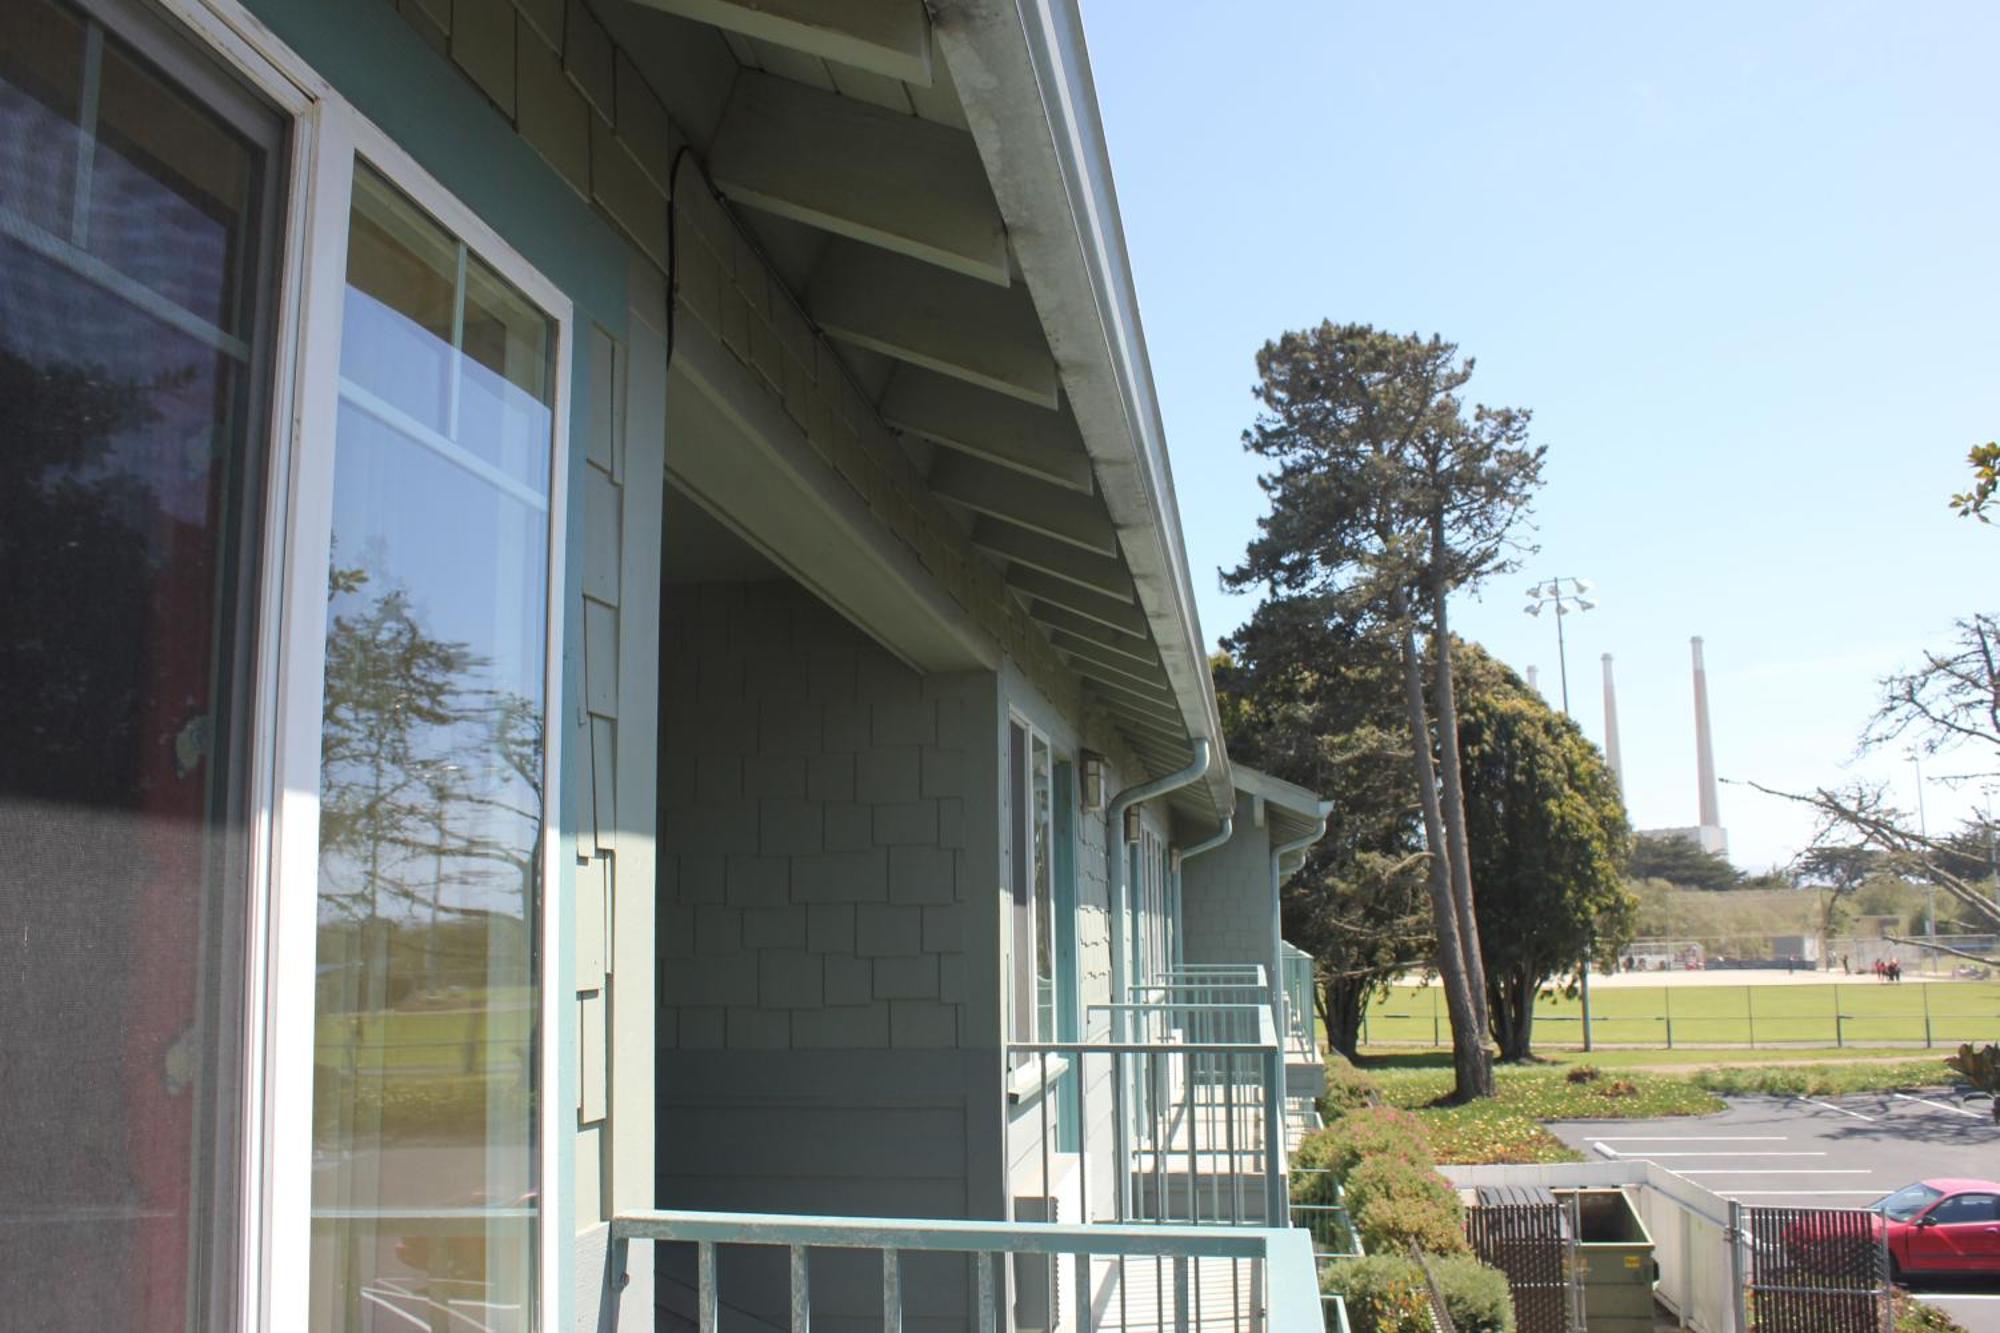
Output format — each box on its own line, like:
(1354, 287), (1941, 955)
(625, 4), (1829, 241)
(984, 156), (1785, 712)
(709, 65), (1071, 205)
(1600, 1144), (1824, 1152)
(1718, 1190), (1882, 1197)
(1591, 1136), (1788, 1142)
(1892, 1092), (1983, 1118)
(1676, 1169), (1874, 1176)
(1798, 1097), (1877, 1121)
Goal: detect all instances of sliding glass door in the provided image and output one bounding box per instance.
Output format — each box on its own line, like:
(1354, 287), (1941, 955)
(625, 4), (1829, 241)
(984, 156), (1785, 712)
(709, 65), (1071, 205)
(0, 0), (284, 1327)
(306, 164), (561, 1332)
(0, 3), (572, 1325)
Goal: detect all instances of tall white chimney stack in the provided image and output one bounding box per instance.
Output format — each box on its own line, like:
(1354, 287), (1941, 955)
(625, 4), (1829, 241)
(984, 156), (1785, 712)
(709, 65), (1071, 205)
(1601, 653), (1624, 798)
(1691, 636), (1726, 853)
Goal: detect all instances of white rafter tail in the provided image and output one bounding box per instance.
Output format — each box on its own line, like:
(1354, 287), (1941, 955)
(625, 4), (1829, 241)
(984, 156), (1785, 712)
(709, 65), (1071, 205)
(710, 72), (1009, 284)
(808, 240), (1056, 406)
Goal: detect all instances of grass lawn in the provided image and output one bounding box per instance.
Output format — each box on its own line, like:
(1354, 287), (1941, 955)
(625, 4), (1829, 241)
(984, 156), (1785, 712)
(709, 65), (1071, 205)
(1347, 1050), (1978, 1164)
(1359, 1044), (1956, 1070)
(315, 994), (535, 1073)
(1360, 1061), (1724, 1164)
(1362, 979), (2000, 1049)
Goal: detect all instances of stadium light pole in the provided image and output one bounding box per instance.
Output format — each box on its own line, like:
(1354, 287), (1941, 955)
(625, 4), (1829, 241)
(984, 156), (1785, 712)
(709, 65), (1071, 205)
(1910, 751), (1934, 975)
(1525, 575), (1598, 1045)
(1523, 577), (1596, 716)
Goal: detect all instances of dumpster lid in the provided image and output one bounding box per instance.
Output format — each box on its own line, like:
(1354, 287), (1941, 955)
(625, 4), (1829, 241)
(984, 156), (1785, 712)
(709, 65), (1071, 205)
(1474, 1184), (1559, 1209)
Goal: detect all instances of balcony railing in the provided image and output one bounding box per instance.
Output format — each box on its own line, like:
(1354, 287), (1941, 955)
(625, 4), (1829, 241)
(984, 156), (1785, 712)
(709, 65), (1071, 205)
(609, 1207), (1338, 1333)
(1007, 970), (1288, 1234)
(1278, 945), (1316, 1062)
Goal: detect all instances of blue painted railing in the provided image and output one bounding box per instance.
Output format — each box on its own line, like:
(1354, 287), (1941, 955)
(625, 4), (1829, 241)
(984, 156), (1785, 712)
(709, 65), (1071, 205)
(1279, 944), (1316, 1059)
(1009, 971), (1289, 1231)
(608, 1207), (1340, 1333)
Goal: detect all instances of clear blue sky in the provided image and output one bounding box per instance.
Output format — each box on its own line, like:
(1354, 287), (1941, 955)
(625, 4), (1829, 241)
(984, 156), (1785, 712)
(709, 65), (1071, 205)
(1083, 1), (2000, 871)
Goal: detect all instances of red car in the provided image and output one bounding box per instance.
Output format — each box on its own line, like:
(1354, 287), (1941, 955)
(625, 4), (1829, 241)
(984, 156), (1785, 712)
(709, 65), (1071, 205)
(1780, 1178), (2000, 1282)
(1876, 1179), (2000, 1280)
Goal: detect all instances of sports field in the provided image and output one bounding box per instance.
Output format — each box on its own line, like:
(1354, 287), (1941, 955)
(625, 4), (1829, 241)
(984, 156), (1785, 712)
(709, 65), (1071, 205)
(1361, 976), (2000, 1049)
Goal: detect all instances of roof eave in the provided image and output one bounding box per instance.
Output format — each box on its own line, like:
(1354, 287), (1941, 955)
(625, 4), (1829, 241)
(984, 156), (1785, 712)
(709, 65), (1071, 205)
(932, 0), (1233, 816)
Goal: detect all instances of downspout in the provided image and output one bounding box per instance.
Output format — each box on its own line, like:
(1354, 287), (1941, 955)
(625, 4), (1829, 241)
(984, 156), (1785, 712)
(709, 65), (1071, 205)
(1107, 739), (1212, 1025)
(1173, 816), (1234, 971)
(1269, 803), (1334, 1046)
(1104, 738), (1211, 1224)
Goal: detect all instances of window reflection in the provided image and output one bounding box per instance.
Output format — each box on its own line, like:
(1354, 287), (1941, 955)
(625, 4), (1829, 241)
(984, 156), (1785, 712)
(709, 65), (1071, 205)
(0, 2), (277, 1329)
(310, 166), (554, 1333)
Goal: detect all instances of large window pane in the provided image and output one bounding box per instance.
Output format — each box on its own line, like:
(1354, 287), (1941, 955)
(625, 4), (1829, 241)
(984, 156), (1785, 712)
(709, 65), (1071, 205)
(0, 1), (278, 1328)
(309, 165), (555, 1333)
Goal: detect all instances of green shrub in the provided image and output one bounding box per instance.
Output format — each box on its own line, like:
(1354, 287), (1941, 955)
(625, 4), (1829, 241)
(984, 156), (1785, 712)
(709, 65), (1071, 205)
(1322, 1253), (1514, 1333)
(1291, 1103), (1432, 1206)
(1322, 1254), (1429, 1332)
(1320, 1057), (1381, 1118)
(1324, 1106), (1434, 1182)
(1345, 1156), (1468, 1257)
(1291, 1127), (1344, 1205)
(1425, 1254), (1515, 1332)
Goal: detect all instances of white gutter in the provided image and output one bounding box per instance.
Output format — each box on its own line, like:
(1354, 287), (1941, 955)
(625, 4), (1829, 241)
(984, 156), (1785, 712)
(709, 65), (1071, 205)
(1106, 738), (1211, 1033)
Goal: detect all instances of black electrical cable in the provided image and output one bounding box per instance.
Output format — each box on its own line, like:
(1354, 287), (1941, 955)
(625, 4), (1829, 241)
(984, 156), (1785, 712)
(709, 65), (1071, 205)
(663, 143), (698, 372)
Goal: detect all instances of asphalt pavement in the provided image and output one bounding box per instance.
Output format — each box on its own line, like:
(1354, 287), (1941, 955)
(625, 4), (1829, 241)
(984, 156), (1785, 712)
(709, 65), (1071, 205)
(1547, 1090), (2000, 1331)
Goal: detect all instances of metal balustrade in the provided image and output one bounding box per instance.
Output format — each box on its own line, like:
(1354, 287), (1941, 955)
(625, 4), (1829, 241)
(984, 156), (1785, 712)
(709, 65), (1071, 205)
(1278, 946), (1316, 1060)
(609, 1207), (1336, 1333)
(1007, 973), (1288, 1238)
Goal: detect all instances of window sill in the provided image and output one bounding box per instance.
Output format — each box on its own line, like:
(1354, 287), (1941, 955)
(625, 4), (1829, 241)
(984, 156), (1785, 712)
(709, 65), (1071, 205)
(1006, 1052), (1072, 1107)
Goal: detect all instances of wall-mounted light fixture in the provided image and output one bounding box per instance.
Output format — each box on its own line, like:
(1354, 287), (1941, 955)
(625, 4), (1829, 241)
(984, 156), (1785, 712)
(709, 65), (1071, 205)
(1080, 751), (1105, 813)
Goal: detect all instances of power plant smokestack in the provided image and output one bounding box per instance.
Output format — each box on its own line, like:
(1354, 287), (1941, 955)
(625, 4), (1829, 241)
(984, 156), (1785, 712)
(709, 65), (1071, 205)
(1691, 636), (1726, 854)
(1601, 653), (1624, 798)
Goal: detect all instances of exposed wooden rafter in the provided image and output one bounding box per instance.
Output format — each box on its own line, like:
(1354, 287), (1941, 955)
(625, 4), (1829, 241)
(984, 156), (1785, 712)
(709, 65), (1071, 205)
(928, 454), (1115, 556)
(1023, 602), (1150, 659)
(807, 241), (1057, 406)
(879, 367), (1091, 493)
(1008, 571), (1149, 640)
(709, 72), (1009, 284)
(971, 521), (1133, 602)
(631, 0), (932, 86)
(1047, 629), (1167, 685)
(1075, 668), (1181, 720)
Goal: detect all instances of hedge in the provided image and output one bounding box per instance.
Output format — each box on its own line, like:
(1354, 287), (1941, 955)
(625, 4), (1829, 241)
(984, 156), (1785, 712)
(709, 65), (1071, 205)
(1290, 1104), (1433, 1207)
(1325, 1105), (1434, 1180)
(1322, 1253), (1514, 1333)
(1344, 1156), (1468, 1257)
(1320, 1057), (1381, 1118)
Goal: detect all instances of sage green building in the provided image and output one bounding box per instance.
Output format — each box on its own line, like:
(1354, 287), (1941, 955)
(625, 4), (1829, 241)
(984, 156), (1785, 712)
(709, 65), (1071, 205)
(0, 0), (1334, 1328)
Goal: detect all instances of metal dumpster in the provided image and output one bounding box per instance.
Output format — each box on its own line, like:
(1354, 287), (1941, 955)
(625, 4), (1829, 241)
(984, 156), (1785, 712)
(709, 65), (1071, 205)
(1556, 1188), (1657, 1333)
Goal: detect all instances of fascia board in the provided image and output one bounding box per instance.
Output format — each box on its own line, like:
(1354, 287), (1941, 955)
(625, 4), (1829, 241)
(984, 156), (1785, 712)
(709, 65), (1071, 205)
(933, 0), (1233, 816)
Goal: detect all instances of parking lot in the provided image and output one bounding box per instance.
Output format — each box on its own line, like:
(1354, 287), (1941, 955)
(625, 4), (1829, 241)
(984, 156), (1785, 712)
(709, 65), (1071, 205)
(1548, 1090), (2000, 1331)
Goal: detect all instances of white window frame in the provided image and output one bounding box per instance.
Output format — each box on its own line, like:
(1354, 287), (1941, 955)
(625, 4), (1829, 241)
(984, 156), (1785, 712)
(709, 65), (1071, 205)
(1005, 713), (1066, 1054)
(141, 4), (573, 1327)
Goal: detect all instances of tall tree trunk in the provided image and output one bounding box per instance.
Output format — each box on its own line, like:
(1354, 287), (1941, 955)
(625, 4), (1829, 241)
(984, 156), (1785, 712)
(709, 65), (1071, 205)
(1489, 968), (1536, 1062)
(1429, 585), (1492, 1040)
(1392, 590), (1492, 1099)
(1322, 978), (1366, 1062)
